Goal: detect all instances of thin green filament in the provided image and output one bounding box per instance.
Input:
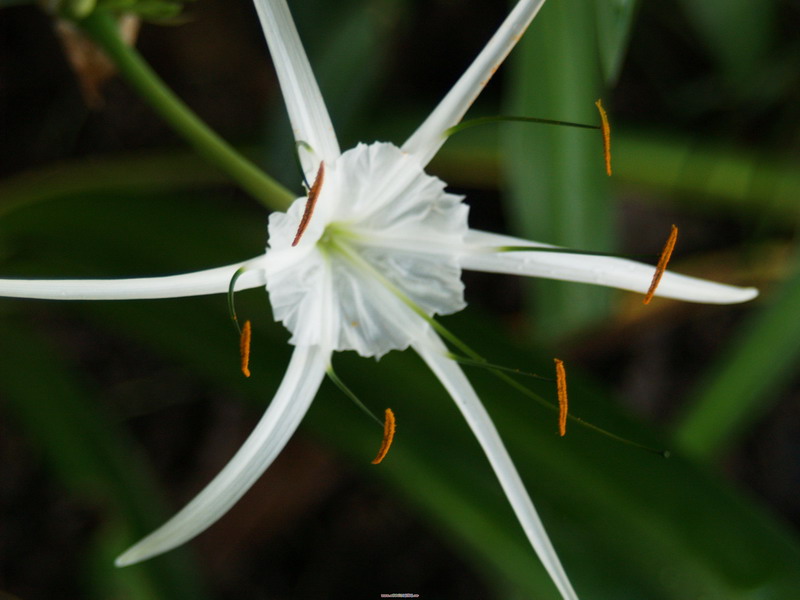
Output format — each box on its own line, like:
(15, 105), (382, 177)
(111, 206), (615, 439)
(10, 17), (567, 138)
(446, 115), (600, 138)
(227, 266), (247, 335)
(326, 366), (385, 429)
(448, 353), (551, 380)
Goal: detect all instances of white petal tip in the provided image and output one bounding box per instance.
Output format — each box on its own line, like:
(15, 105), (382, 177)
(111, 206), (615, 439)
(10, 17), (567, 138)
(114, 538), (172, 567)
(685, 285), (759, 305)
(727, 286), (759, 303)
(114, 549), (140, 568)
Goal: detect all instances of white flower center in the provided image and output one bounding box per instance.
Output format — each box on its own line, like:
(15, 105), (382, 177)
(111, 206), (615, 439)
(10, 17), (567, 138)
(264, 142), (468, 358)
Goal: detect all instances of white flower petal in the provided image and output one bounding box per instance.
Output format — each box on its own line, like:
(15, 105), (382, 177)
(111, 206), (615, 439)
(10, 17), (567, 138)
(462, 229), (759, 304)
(265, 143), (467, 357)
(253, 0), (340, 176)
(402, 0), (547, 166)
(115, 344), (330, 566)
(413, 330), (578, 600)
(0, 256), (267, 301)
(267, 232), (440, 358)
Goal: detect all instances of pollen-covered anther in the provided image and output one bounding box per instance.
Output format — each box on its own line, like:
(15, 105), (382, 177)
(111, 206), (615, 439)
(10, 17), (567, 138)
(644, 225), (679, 305)
(240, 320), (252, 378)
(372, 408), (396, 464)
(554, 358), (568, 437)
(292, 162), (325, 247)
(595, 99), (612, 176)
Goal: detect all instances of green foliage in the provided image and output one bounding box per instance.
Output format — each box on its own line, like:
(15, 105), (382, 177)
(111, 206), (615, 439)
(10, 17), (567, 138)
(593, 0), (639, 85)
(51, 0), (193, 21)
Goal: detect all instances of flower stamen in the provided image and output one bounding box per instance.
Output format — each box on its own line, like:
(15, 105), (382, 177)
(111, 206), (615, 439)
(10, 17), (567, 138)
(372, 408), (396, 464)
(554, 358), (568, 437)
(240, 319), (252, 378)
(644, 225), (679, 305)
(292, 161), (325, 247)
(595, 99), (612, 176)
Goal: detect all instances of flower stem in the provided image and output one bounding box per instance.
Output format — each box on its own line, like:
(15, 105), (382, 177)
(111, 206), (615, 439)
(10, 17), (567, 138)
(79, 10), (295, 211)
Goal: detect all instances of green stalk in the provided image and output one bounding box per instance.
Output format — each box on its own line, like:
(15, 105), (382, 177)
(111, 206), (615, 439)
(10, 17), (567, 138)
(79, 10), (295, 211)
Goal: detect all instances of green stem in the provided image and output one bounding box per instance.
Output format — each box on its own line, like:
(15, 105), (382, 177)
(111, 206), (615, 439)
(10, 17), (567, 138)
(79, 10), (295, 211)
(446, 115), (599, 138)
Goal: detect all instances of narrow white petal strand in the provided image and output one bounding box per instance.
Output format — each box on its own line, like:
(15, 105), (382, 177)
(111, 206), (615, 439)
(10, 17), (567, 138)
(462, 229), (759, 304)
(414, 331), (578, 600)
(253, 0), (340, 175)
(401, 0), (547, 166)
(0, 256), (268, 301)
(115, 344), (330, 566)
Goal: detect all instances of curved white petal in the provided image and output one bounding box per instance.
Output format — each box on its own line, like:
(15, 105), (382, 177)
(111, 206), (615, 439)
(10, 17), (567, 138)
(402, 0), (547, 166)
(115, 344), (330, 566)
(413, 330), (578, 600)
(0, 256), (268, 301)
(461, 229), (759, 304)
(253, 0), (340, 175)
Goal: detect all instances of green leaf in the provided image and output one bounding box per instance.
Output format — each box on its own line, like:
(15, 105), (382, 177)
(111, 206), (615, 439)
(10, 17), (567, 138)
(676, 0), (777, 86)
(675, 250), (800, 460)
(0, 317), (208, 600)
(503, 0), (614, 343)
(593, 0), (638, 85)
(612, 130), (800, 221)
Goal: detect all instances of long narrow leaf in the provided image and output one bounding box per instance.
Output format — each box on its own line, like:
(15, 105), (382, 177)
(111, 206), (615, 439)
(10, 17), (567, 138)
(503, 0), (613, 343)
(593, 0), (638, 85)
(0, 317), (207, 600)
(675, 251), (800, 460)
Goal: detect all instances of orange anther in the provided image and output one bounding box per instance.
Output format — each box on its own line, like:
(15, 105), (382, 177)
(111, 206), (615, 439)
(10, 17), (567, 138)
(240, 320), (252, 378)
(643, 225), (679, 305)
(554, 358), (568, 437)
(372, 408), (396, 464)
(292, 162), (325, 247)
(595, 99), (612, 176)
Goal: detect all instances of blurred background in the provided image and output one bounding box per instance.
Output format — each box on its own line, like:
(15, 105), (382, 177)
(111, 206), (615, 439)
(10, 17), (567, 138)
(1, 0), (800, 598)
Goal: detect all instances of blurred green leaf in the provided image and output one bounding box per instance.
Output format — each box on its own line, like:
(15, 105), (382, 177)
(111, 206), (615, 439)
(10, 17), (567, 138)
(504, 0), (614, 343)
(0, 150), (227, 219)
(0, 317), (207, 600)
(5, 127), (797, 228)
(593, 0), (638, 85)
(677, 0), (776, 87)
(613, 130), (800, 221)
(436, 125), (800, 223)
(675, 249), (800, 460)
(98, 0), (191, 21)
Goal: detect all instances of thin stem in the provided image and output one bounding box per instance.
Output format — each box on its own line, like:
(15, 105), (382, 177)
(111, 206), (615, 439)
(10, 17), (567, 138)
(446, 114), (599, 138)
(326, 366), (384, 428)
(79, 10), (295, 211)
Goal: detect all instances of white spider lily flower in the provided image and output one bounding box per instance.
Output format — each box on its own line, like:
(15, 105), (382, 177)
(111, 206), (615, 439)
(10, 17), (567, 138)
(0, 1), (758, 598)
